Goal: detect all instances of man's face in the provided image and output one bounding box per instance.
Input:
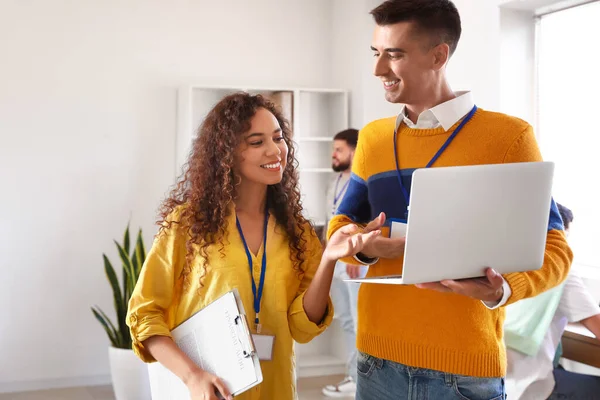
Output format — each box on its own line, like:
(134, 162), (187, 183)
(331, 140), (354, 172)
(371, 21), (440, 105)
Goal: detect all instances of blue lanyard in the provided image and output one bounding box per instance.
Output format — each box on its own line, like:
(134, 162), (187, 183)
(393, 105), (478, 208)
(333, 173), (350, 208)
(235, 207), (269, 331)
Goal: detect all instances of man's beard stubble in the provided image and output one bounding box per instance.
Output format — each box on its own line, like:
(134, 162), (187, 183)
(332, 161), (350, 173)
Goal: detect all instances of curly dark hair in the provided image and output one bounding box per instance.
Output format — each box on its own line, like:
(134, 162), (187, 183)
(158, 92), (311, 288)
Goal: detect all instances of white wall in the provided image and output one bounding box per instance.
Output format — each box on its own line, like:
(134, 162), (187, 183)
(447, 0), (502, 111)
(329, 0), (371, 129)
(500, 8), (536, 125)
(0, 0), (333, 392)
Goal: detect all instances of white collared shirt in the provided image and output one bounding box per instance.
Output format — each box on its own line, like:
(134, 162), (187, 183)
(398, 91), (475, 130)
(398, 91), (511, 309)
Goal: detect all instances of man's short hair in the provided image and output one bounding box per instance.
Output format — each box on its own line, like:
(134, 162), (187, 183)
(333, 129), (359, 149)
(370, 0), (462, 56)
(557, 203), (574, 230)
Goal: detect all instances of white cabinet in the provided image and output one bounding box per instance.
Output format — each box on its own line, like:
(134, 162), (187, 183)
(176, 85), (349, 378)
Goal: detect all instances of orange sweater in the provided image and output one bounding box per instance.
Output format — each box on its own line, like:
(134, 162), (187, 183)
(327, 109), (573, 377)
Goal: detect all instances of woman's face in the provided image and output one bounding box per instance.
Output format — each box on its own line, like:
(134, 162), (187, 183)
(234, 107), (288, 186)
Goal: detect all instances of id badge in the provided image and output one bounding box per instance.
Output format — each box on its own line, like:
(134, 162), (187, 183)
(252, 334), (275, 361)
(390, 220), (408, 238)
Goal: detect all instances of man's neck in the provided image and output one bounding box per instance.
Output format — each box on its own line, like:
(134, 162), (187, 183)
(235, 180), (268, 216)
(340, 169), (351, 178)
(404, 82), (455, 124)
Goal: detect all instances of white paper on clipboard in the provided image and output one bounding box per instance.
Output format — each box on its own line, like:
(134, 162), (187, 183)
(148, 289), (263, 399)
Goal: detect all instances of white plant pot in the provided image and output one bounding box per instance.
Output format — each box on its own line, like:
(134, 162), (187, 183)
(109, 346), (152, 400)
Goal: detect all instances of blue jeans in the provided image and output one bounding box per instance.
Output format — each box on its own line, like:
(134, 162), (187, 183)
(356, 351), (506, 400)
(547, 365), (600, 399)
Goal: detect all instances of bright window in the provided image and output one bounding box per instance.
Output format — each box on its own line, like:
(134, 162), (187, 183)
(536, 1), (600, 270)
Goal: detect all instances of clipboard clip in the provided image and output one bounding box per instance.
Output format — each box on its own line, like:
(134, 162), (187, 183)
(234, 315), (256, 358)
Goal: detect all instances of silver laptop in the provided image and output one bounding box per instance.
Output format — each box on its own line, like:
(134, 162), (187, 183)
(347, 161), (555, 285)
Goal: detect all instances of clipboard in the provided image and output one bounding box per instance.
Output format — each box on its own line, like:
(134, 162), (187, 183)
(148, 289), (263, 399)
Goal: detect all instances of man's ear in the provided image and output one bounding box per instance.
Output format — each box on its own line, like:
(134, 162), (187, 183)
(432, 43), (450, 70)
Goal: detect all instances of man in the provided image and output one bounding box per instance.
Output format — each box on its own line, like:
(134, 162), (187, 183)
(505, 204), (600, 399)
(321, 128), (364, 398)
(327, 1), (573, 398)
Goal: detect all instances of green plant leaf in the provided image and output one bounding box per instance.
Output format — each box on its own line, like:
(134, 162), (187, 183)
(103, 254), (127, 347)
(91, 307), (119, 347)
(123, 223), (131, 255)
(115, 240), (136, 297)
(93, 223), (147, 351)
(97, 306), (126, 348)
(134, 236), (144, 280)
(131, 251), (139, 281)
(136, 229), (146, 265)
(122, 265), (128, 322)
(103, 254), (123, 309)
(122, 266), (130, 301)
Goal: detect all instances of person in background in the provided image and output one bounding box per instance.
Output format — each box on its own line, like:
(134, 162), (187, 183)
(322, 129), (366, 398)
(126, 93), (379, 400)
(505, 203), (600, 400)
(328, 1), (573, 398)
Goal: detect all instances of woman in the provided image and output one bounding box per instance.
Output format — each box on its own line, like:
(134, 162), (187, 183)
(127, 93), (379, 400)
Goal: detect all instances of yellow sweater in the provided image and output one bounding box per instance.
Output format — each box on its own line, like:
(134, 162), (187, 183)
(127, 208), (333, 400)
(327, 109), (573, 377)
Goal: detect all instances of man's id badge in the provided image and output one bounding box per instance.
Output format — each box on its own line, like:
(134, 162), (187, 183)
(252, 334), (275, 361)
(390, 220), (408, 238)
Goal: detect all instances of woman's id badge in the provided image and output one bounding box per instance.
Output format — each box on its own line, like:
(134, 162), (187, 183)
(252, 334), (275, 361)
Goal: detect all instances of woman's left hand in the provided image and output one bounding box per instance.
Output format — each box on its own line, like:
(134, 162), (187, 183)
(323, 224), (380, 262)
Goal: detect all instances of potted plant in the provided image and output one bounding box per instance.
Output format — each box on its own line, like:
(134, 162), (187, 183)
(91, 224), (151, 400)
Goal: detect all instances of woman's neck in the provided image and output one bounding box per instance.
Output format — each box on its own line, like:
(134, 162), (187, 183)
(234, 180), (268, 216)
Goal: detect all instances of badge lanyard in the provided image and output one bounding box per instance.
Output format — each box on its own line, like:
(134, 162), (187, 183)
(235, 206), (269, 334)
(332, 173), (350, 214)
(393, 105), (478, 217)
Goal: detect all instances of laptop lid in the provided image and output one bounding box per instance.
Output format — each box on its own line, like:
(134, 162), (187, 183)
(399, 161), (554, 284)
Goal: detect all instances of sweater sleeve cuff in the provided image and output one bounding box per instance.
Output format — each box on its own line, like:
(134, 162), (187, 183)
(504, 272), (531, 305)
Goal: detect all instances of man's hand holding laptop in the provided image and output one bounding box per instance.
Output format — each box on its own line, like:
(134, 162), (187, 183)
(415, 268), (505, 303)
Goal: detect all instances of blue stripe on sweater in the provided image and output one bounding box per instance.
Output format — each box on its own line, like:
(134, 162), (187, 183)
(367, 168), (417, 183)
(548, 199), (564, 231)
(337, 168), (564, 232)
(335, 173), (371, 224)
